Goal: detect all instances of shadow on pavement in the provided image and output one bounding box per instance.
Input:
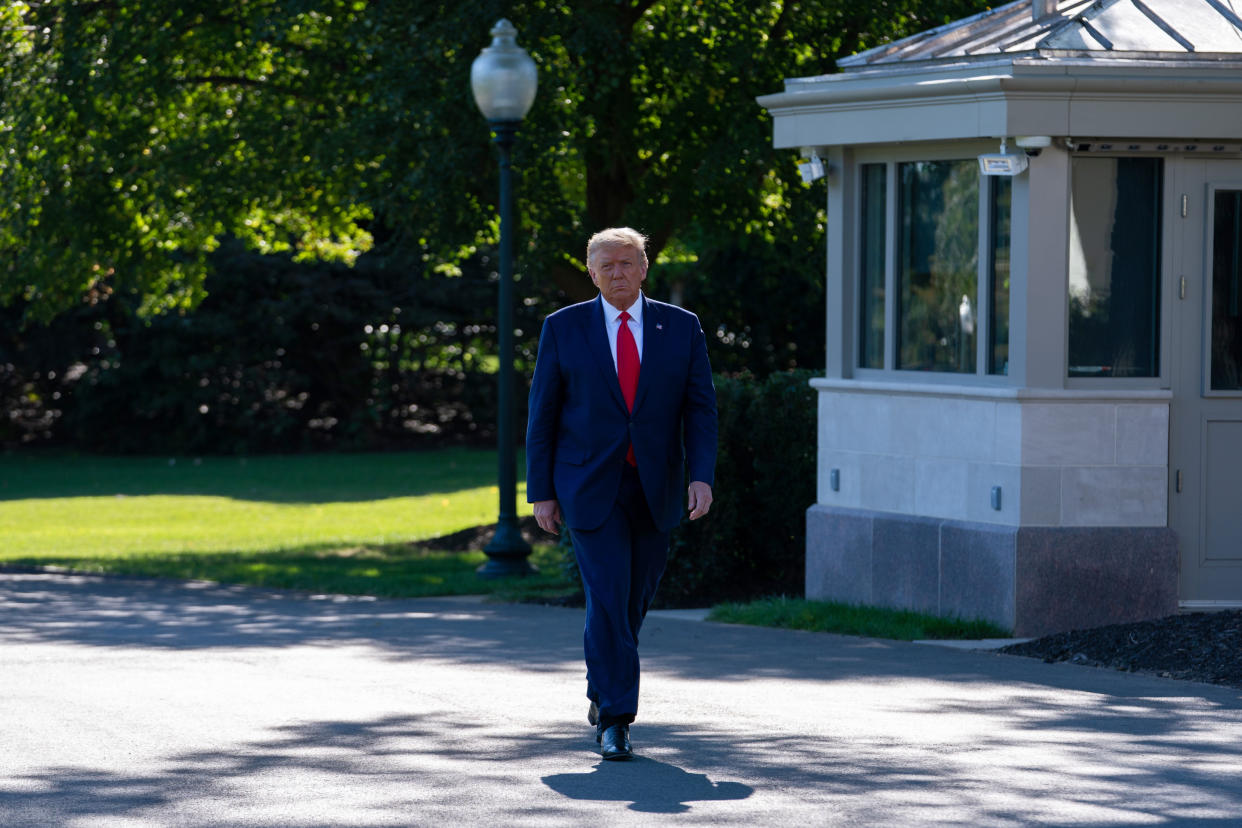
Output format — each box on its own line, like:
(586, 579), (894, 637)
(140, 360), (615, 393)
(4, 573), (1242, 706)
(3, 706), (1239, 826)
(2, 573), (1242, 825)
(0, 713), (754, 826)
(542, 758), (752, 814)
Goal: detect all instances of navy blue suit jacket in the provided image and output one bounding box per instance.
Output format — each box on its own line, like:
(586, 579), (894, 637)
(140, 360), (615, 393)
(526, 294), (717, 533)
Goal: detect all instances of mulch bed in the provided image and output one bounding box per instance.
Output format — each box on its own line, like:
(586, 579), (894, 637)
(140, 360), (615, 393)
(1000, 610), (1242, 690)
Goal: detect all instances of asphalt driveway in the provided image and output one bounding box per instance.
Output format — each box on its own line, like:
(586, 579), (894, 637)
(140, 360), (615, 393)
(1, 572), (1239, 826)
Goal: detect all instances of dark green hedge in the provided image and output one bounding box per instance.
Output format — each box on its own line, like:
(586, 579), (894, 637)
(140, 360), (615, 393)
(0, 241), (545, 453)
(2, 239), (822, 453)
(560, 369), (817, 607)
(659, 369), (817, 606)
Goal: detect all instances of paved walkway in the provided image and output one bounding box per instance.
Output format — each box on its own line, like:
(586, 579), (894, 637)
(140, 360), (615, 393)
(1, 572), (1240, 826)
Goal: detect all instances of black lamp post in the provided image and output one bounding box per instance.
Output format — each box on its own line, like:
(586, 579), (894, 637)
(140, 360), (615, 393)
(471, 19), (537, 578)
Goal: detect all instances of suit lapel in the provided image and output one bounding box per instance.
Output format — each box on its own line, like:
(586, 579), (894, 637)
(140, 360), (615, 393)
(632, 294), (659, 414)
(585, 296), (628, 413)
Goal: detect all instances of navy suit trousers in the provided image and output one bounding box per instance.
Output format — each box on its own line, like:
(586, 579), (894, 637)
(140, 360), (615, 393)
(570, 464), (669, 727)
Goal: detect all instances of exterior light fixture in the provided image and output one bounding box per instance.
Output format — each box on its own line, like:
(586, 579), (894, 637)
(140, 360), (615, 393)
(799, 154), (826, 183)
(470, 19), (538, 123)
(798, 146), (828, 183)
(978, 137), (1029, 177)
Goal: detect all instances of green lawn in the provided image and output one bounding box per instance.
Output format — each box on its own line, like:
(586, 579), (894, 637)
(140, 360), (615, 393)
(0, 449), (530, 557)
(0, 449), (572, 598)
(0, 451), (1011, 637)
(708, 596), (1012, 640)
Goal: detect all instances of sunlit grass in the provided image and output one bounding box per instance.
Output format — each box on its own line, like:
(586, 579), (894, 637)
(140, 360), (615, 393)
(0, 449), (577, 598)
(0, 490), (525, 558)
(709, 596), (1011, 640)
(0, 449), (530, 558)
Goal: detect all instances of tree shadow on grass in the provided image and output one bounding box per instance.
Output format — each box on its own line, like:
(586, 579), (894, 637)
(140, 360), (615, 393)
(0, 448), (516, 504)
(0, 516), (552, 598)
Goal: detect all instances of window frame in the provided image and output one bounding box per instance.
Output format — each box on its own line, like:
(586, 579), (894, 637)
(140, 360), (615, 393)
(851, 142), (1007, 385)
(1204, 180), (1242, 398)
(1065, 155), (1165, 382)
(1063, 150), (1174, 392)
(846, 144), (1178, 390)
(857, 161), (888, 370)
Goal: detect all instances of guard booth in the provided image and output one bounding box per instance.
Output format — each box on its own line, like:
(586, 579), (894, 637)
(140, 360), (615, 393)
(758, 0), (1242, 635)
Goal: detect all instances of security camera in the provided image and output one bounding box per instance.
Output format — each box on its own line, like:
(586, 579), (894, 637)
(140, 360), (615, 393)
(1015, 135), (1052, 156)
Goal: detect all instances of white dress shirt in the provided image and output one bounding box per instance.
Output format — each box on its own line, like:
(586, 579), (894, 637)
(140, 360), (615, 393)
(601, 294), (643, 372)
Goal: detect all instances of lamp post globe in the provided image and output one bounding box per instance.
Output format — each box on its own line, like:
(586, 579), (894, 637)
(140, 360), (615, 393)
(471, 19), (537, 123)
(472, 20), (537, 578)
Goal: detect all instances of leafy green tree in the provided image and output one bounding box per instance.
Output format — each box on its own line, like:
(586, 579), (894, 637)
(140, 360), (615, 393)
(1, 0), (990, 322)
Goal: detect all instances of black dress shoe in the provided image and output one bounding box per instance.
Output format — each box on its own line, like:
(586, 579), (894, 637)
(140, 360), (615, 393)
(599, 724), (633, 761)
(588, 700), (598, 727)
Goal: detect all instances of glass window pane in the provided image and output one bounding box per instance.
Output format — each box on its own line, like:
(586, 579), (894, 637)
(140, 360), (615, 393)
(859, 163), (886, 369)
(897, 160), (978, 372)
(1067, 157), (1162, 378)
(1212, 190), (1242, 390)
(989, 176), (1011, 375)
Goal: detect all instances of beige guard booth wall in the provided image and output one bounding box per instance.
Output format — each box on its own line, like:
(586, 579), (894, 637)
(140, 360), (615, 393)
(758, 18), (1242, 635)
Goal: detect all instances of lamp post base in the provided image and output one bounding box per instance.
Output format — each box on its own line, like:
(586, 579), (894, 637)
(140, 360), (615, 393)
(478, 517), (537, 578)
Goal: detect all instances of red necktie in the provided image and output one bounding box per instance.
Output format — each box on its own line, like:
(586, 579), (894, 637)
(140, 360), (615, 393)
(617, 311), (639, 466)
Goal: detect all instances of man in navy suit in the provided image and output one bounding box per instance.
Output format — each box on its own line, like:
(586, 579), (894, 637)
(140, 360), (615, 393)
(526, 227), (717, 761)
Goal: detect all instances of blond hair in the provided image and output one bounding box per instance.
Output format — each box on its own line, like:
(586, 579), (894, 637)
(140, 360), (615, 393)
(586, 227), (648, 268)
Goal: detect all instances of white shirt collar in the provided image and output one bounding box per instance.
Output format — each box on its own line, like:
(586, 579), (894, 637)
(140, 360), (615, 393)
(602, 293), (643, 325)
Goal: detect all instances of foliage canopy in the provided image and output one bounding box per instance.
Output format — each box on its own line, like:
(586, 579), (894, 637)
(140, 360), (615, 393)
(2, 0), (990, 321)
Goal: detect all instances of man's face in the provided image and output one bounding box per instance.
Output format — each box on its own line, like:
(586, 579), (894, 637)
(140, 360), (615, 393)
(589, 244), (647, 310)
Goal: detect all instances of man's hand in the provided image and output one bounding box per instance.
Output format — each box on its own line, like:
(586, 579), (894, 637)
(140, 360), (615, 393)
(533, 499), (563, 535)
(687, 481), (713, 520)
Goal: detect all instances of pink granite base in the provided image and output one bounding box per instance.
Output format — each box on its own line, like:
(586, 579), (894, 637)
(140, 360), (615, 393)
(806, 505), (1179, 637)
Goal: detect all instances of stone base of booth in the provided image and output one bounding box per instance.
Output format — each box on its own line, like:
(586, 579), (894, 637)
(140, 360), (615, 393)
(806, 505), (1179, 637)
